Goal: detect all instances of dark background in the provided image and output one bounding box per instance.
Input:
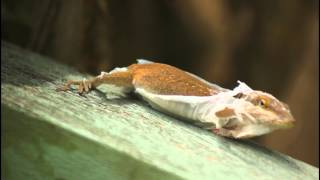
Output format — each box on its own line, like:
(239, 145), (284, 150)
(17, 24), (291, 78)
(2, 0), (319, 167)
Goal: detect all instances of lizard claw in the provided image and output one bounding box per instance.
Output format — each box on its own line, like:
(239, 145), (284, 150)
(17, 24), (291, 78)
(56, 79), (93, 94)
(78, 79), (92, 94)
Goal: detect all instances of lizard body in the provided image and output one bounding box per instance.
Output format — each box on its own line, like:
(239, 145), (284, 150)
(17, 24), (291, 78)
(57, 59), (295, 138)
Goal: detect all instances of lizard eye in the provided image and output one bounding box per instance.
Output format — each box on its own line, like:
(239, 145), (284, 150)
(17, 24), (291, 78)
(258, 98), (268, 108)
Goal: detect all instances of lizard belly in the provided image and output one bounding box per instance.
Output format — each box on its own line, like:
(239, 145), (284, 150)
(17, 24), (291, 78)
(135, 88), (217, 128)
(136, 88), (195, 119)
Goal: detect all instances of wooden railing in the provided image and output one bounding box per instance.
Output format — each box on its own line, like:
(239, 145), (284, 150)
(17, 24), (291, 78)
(1, 41), (318, 180)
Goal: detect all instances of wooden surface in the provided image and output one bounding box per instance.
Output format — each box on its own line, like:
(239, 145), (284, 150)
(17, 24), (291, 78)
(1, 41), (319, 180)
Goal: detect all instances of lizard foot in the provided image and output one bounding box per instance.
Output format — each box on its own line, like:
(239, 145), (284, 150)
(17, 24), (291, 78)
(56, 79), (92, 94)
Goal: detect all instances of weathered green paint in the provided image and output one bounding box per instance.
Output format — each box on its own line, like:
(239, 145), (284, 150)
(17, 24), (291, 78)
(1, 41), (319, 180)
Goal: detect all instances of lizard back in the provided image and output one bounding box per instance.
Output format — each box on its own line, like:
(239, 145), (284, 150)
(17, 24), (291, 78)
(128, 63), (224, 96)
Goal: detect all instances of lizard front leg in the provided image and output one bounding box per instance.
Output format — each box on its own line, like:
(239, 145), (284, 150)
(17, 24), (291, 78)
(56, 69), (133, 94)
(56, 79), (94, 94)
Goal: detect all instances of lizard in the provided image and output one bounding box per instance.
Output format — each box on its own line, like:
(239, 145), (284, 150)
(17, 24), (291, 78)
(56, 59), (295, 139)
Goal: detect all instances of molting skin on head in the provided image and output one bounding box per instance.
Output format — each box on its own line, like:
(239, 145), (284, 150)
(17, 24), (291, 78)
(242, 91), (295, 127)
(211, 81), (295, 138)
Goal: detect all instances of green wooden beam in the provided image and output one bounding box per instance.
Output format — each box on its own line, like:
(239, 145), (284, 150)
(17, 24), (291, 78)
(1, 41), (319, 180)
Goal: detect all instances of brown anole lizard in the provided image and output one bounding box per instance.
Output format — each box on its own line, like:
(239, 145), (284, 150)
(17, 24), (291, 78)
(56, 59), (295, 138)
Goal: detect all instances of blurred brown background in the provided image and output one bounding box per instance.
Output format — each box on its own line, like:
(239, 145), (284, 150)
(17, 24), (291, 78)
(2, 0), (319, 167)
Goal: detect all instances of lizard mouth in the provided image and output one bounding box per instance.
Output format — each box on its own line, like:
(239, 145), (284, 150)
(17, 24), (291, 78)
(273, 118), (295, 129)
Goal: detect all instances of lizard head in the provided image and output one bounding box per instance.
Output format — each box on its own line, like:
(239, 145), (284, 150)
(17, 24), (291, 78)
(213, 81), (295, 138)
(241, 91), (294, 128)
